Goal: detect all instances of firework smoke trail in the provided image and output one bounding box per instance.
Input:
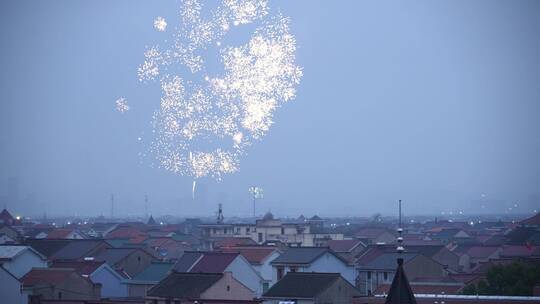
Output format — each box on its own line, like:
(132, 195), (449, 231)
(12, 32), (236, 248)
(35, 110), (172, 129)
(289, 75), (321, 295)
(132, 0), (302, 187)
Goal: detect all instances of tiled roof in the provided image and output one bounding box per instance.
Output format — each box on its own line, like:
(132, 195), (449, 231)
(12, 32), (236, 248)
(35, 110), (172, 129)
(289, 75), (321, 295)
(500, 245), (538, 257)
(21, 268), (76, 286)
(405, 245), (444, 258)
(131, 261), (175, 283)
(0, 245), (31, 260)
(51, 240), (107, 260)
(359, 252), (418, 270)
(213, 237), (256, 248)
(50, 260), (105, 276)
(174, 251), (203, 272)
(190, 252), (238, 272)
(520, 213), (540, 225)
(220, 247), (277, 264)
(147, 272), (222, 298)
(263, 272), (340, 298)
(465, 246), (499, 258)
(25, 239), (71, 258)
(375, 282), (463, 295)
(107, 227), (147, 239)
(356, 228), (393, 238)
(327, 240), (364, 252)
(270, 247), (330, 265)
(46, 228), (76, 239)
(94, 248), (138, 265)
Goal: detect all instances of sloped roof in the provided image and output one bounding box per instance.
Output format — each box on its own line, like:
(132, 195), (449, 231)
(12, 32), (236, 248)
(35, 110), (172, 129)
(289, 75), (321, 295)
(190, 252), (238, 272)
(360, 253), (418, 270)
(327, 240), (364, 252)
(385, 258), (417, 304)
(500, 245), (538, 257)
(46, 228), (85, 239)
(375, 282), (463, 295)
(0, 245), (45, 261)
(147, 272), (222, 298)
(25, 239), (71, 258)
(270, 247), (331, 265)
(51, 240), (107, 260)
(465, 246), (499, 258)
(50, 260), (105, 276)
(220, 247), (277, 264)
(263, 272), (340, 298)
(214, 237), (256, 248)
(131, 261), (175, 283)
(94, 248), (138, 265)
(21, 268), (76, 286)
(520, 213), (540, 226)
(174, 251), (203, 272)
(405, 245), (444, 258)
(0, 209), (14, 222)
(356, 228), (394, 238)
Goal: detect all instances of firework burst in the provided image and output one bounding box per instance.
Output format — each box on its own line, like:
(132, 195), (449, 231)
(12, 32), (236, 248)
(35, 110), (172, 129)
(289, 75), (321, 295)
(133, 0), (302, 180)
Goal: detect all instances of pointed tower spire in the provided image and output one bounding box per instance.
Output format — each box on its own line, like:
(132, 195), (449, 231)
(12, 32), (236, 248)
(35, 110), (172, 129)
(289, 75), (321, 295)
(385, 199), (417, 304)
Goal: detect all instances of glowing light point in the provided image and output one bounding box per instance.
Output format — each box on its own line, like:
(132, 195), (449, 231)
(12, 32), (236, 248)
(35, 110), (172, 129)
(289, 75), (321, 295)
(154, 16), (167, 32)
(115, 97), (130, 113)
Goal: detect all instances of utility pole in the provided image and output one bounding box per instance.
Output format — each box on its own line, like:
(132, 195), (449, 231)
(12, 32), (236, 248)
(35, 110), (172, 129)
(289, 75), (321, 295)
(110, 194), (115, 219)
(144, 195), (149, 219)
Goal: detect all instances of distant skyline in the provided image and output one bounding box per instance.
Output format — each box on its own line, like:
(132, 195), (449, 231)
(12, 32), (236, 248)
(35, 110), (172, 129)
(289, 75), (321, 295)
(1, 0), (540, 217)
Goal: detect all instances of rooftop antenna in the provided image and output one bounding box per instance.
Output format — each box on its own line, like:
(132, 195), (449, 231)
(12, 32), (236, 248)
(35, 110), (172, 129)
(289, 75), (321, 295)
(217, 203), (224, 224)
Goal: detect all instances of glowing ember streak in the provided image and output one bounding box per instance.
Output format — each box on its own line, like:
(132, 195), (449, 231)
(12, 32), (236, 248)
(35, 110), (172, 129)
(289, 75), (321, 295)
(115, 97), (130, 113)
(154, 16), (167, 32)
(134, 0), (301, 180)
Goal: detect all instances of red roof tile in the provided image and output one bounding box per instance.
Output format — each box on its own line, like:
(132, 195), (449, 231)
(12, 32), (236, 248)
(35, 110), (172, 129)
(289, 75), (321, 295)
(46, 228), (76, 239)
(50, 260), (105, 276)
(21, 268), (76, 286)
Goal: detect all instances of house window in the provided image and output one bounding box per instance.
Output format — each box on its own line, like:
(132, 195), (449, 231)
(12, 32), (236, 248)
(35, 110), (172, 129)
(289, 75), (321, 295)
(58, 292), (62, 299)
(277, 266), (284, 280)
(247, 227), (250, 233)
(281, 227), (285, 234)
(224, 228), (228, 234)
(263, 282), (269, 292)
(367, 271), (371, 280)
(227, 285), (230, 291)
(289, 266), (298, 272)
(258, 233), (263, 243)
(383, 272), (388, 280)
(236, 227), (241, 233)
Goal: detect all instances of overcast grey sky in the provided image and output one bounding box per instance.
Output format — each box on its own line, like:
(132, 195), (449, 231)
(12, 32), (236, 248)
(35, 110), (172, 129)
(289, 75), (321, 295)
(1, 0), (539, 217)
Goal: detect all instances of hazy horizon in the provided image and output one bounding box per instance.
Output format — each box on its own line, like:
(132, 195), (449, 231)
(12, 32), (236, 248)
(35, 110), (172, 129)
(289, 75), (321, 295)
(1, 0), (539, 218)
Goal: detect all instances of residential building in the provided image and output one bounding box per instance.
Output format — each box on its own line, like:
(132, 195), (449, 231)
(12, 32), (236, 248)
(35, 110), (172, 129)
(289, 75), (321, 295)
(262, 272), (361, 304)
(22, 268), (101, 301)
(0, 265), (26, 304)
(174, 251), (264, 296)
(270, 247), (356, 285)
(94, 248), (156, 278)
(126, 261), (175, 297)
(51, 260), (128, 297)
(146, 272), (257, 304)
(0, 245), (47, 278)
